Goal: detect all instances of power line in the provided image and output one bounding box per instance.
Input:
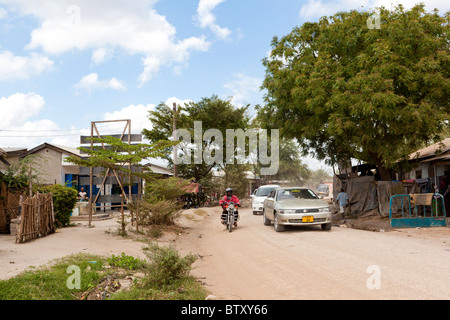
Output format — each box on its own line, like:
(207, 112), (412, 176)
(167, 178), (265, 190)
(0, 118), (151, 138)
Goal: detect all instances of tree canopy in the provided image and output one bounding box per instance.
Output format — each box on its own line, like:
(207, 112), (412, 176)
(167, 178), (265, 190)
(258, 4), (449, 180)
(143, 95), (250, 182)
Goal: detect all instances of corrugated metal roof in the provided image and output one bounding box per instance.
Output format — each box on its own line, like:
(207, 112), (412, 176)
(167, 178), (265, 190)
(422, 151), (450, 162)
(409, 138), (450, 160)
(145, 163), (173, 175)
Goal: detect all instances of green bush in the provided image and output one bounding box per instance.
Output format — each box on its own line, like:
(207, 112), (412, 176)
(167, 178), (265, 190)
(144, 243), (197, 286)
(144, 177), (189, 201)
(107, 253), (145, 270)
(39, 185), (78, 227)
(138, 199), (182, 226)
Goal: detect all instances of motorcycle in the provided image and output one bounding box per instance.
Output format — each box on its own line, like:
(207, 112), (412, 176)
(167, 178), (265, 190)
(223, 202), (238, 232)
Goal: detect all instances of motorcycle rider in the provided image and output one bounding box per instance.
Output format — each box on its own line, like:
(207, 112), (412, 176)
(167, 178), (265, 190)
(219, 188), (240, 226)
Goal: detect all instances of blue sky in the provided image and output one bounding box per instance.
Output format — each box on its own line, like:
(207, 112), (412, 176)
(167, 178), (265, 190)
(0, 0), (448, 170)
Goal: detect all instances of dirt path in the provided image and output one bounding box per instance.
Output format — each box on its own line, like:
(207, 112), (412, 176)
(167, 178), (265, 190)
(173, 207), (450, 300)
(1, 207), (449, 300)
(0, 215), (148, 280)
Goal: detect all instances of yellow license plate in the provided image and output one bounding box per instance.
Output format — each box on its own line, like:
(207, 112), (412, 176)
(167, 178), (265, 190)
(302, 216), (314, 223)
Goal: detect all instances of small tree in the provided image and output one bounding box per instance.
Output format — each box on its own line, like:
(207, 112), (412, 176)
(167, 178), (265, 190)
(65, 136), (176, 234)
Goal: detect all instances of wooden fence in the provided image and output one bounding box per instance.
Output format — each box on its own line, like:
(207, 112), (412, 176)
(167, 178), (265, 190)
(16, 193), (55, 244)
(0, 183), (22, 234)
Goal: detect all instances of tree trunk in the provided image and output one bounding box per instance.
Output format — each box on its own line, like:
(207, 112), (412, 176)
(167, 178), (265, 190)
(368, 151), (393, 181)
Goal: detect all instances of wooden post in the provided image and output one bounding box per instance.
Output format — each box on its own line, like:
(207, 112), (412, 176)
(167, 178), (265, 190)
(173, 103), (178, 178)
(89, 122), (94, 228)
(136, 166), (141, 234)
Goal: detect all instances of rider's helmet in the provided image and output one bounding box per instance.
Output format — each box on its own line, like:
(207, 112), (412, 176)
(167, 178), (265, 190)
(226, 188), (233, 196)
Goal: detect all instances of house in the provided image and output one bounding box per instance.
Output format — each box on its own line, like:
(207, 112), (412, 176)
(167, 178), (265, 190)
(23, 143), (81, 186)
(0, 147), (28, 172)
(144, 162), (174, 178)
(0, 148), (9, 166)
(399, 138), (450, 192)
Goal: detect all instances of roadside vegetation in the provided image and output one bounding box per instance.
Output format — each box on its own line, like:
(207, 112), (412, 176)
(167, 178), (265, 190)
(0, 243), (208, 300)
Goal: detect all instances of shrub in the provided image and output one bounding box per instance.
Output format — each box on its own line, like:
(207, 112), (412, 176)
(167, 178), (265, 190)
(144, 177), (190, 201)
(143, 243), (197, 286)
(107, 253), (145, 270)
(39, 184), (78, 227)
(138, 199), (182, 226)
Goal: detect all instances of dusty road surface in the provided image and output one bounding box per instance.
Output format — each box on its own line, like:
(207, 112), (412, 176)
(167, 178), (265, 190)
(1, 207), (449, 300)
(174, 207), (450, 300)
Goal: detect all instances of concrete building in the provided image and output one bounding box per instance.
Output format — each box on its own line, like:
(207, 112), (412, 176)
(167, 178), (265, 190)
(22, 143), (81, 186)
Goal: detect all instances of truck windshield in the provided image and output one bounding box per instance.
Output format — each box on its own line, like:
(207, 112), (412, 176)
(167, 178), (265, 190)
(255, 187), (277, 197)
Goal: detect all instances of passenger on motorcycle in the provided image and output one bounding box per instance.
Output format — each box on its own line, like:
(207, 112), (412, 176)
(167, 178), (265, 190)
(219, 188), (240, 226)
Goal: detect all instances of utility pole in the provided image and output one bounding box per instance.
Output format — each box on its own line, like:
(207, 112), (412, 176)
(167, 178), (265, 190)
(173, 102), (178, 178)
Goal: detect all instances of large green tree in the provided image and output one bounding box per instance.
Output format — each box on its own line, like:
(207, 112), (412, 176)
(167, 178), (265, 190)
(143, 95), (250, 182)
(258, 4), (449, 180)
(252, 138), (311, 185)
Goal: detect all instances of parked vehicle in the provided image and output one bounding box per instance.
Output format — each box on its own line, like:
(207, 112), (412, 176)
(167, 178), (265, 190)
(262, 187), (332, 232)
(317, 184), (330, 197)
(251, 184), (280, 215)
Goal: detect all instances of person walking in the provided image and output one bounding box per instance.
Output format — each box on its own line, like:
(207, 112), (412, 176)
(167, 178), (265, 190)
(336, 188), (349, 218)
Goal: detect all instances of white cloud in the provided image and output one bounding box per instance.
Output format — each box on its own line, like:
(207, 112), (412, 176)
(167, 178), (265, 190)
(0, 51), (53, 82)
(101, 97), (192, 135)
(0, 92), (65, 148)
(102, 104), (155, 135)
(195, 0), (231, 40)
(223, 73), (262, 108)
(0, 7), (7, 19)
(74, 73), (126, 93)
(91, 48), (113, 66)
(164, 97), (193, 109)
(0, 92), (45, 126)
(0, 0), (210, 86)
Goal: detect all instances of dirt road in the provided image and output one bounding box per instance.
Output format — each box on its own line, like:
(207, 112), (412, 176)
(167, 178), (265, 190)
(1, 207), (449, 300)
(174, 207), (450, 300)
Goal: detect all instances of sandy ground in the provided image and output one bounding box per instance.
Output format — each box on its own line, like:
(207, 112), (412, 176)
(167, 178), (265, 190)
(0, 213), (148, 280)
(1, 207), (450, 300)
(173, 207), (450, 300)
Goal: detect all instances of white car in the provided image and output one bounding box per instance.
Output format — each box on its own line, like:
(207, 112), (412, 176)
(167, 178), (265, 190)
(263, 187), (332, 232)
(251, 184), (280, 215)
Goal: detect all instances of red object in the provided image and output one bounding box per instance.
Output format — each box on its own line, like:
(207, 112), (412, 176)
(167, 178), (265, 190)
(219, 195), (240, 208)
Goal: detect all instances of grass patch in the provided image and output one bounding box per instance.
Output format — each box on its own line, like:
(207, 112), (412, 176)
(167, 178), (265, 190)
(0, 245), (209, 300)
(0, 254), (108, 300)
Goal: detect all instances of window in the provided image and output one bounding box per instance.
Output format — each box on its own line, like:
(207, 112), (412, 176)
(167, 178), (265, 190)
(276, 189), (318, 201)
(255, 187), (277, 196)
